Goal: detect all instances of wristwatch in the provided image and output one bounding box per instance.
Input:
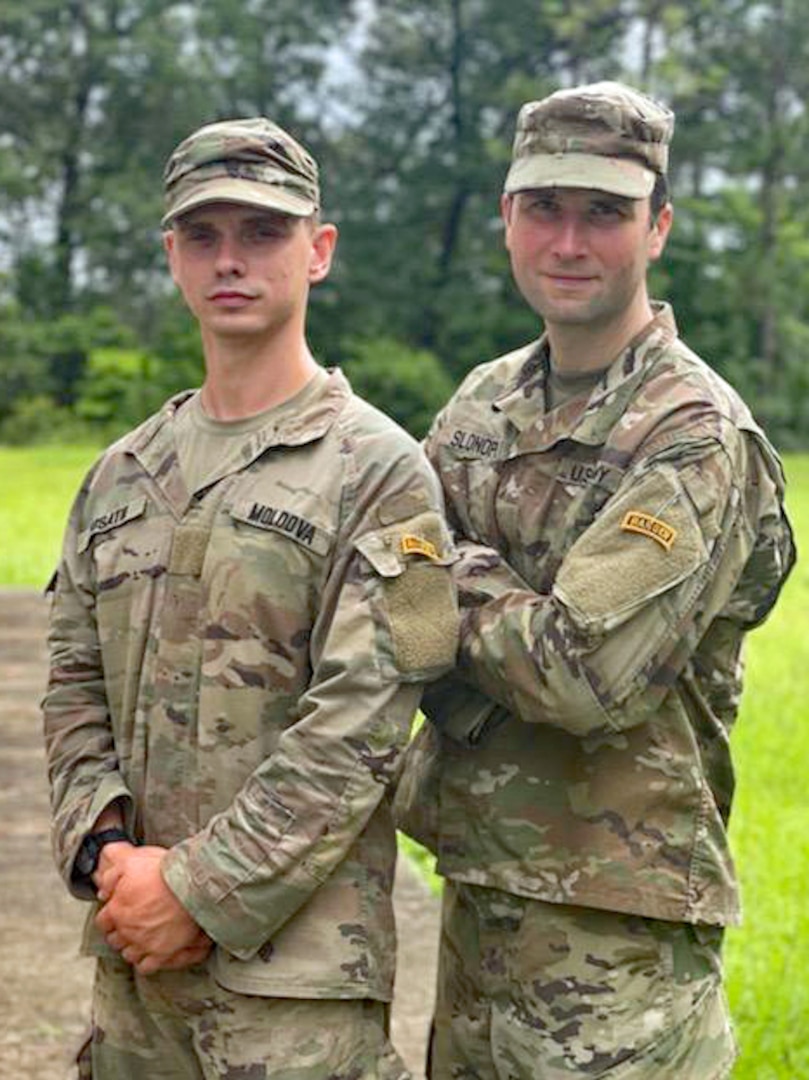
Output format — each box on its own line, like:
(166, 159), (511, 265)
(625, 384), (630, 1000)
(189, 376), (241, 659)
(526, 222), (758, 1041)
(74, 827), (132, 881)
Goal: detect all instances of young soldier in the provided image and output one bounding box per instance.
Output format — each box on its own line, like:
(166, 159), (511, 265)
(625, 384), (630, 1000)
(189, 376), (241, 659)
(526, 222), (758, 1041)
(43, 117), (458, 1079)
(397, 82), (795, 1079)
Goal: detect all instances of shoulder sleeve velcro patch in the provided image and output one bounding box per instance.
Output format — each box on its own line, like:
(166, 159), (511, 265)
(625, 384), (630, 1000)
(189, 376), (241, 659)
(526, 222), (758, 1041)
(385, 558), (459, 674)
(554, 463), (710, 632)
(356, 510), (459, 677)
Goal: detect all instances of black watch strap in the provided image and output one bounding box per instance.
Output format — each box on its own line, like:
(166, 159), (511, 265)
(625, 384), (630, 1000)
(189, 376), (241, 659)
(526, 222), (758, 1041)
(92, 827), (131, 849)
(76, 827), (132, 880)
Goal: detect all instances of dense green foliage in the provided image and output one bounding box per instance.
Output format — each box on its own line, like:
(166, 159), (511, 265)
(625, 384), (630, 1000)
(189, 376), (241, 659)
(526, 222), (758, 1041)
(1, 1), (808, 446)
(1, 447), (807, 1077)
(341, 338), (456, 439)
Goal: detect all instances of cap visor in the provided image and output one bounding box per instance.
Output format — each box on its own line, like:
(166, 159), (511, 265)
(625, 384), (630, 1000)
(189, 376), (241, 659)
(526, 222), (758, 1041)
(162, 178), (317, 227)
(504, 152), (656, 198)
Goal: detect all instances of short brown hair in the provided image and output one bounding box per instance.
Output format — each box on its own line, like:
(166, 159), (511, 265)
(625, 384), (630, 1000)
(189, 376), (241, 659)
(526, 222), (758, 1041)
(650, 173), (670, 219)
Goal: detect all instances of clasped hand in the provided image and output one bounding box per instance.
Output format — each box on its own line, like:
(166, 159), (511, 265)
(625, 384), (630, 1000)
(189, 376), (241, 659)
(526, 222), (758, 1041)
(94, 844), (212, 976)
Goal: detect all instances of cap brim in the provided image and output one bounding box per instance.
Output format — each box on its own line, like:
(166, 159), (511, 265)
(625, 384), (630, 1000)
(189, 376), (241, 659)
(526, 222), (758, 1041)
(504, 152), (656, 198)
(162, 177), (317, 228)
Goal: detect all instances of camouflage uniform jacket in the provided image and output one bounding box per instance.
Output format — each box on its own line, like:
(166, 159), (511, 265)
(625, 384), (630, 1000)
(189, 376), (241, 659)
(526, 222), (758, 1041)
(44, 368), (458, 1000)
(397, 304), (794, 926)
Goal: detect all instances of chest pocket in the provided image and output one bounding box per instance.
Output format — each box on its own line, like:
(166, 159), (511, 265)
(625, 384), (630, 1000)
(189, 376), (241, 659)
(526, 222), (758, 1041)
(77, 495), (156, 698)
(229, 492), (334, 557)
(77, 496), (153, 585)
(435, 428), (508, 545)
(556, 456), (626, 545)
(225, 482), (337, 618)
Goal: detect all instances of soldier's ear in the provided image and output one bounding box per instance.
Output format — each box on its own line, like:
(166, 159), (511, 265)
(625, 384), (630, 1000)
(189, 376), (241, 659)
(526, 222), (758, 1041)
(501, 194), (516, 252)
(163, 230), (179, 281)
(648, 202), (673, 261)
(308, 223), (338, 284)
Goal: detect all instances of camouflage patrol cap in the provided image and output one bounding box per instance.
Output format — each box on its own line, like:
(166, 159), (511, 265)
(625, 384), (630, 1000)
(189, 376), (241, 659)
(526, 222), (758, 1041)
(162, 117), (320, 227)
(504, 82), (674, 199)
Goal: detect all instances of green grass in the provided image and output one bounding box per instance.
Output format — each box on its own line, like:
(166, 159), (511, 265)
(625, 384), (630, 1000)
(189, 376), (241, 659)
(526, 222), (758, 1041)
(724, 455), (809, 1079)
(0, 444), (101, 586)
(2, 445), (807, 1076)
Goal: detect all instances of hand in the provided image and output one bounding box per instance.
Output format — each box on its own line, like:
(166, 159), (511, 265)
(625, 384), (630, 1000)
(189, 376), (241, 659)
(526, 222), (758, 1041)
(95, 845), (212, 975)
(144, 933), (213, 972)
(91, 839), (133, 900)
(103, 923), (213, 973)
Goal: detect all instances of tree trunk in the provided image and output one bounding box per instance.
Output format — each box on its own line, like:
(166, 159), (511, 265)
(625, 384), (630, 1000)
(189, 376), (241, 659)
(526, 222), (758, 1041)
(757, 0), (786, 371)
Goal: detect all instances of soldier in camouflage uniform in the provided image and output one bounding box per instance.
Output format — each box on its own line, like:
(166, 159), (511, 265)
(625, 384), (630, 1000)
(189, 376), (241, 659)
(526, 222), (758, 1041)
(43, 117), (459, 1079)
(396, 82), (795, 1079)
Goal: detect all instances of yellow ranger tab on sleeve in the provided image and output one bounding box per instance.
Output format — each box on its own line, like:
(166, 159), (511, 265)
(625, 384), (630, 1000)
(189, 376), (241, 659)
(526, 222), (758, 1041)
(620, 510), (678, 551)
(400, 534), (440, 561)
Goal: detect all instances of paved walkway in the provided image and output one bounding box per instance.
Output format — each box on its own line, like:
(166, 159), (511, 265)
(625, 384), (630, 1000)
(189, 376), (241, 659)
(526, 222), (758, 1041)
(0, 590), (439, 1079)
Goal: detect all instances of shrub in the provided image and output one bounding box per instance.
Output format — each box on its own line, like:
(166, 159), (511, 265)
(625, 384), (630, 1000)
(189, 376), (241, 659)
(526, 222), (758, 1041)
(340, 337), (454, 439)
(0, 396), (98, 446)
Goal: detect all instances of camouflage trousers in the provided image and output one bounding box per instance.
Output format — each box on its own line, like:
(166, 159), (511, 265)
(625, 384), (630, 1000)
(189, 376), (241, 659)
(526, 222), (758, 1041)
(429, 882), (737, 1080)
(78, 957), (411, 1080)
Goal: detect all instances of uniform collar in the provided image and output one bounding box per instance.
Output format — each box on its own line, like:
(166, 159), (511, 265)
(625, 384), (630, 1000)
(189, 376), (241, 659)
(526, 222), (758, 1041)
(494, 303), (678, 451)
(127, 368), (352, 512)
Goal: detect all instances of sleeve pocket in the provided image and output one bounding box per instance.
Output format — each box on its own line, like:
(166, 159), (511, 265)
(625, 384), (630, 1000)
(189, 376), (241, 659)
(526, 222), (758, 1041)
(355, 510), (460, 678)
(554, 463), (710, 634)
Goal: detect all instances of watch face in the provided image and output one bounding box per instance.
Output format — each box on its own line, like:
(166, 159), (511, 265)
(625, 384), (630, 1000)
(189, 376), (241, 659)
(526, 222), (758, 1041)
(76, 835), (101, 877)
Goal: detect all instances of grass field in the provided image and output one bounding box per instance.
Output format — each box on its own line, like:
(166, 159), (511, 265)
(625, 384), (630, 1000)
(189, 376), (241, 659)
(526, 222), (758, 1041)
(724, 454), (809, 1079)
(0, 444), (103, 587)
(2, 445), (807, 1077)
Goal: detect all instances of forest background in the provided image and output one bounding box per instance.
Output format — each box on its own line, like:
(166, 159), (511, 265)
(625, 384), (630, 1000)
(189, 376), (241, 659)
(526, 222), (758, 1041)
(2, 3), (808, 1077)
(1, 0), (808, 447)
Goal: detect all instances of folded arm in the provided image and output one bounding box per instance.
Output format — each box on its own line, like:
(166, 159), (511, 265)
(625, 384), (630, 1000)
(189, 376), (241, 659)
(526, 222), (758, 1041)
(449, 438), (785, 737)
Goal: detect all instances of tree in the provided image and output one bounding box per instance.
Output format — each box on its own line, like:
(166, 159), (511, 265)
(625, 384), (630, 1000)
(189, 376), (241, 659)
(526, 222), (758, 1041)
(2, 0), (809, 446)
(330, 0), (631, 377)
(0, 0), (352, 429)
(191, 0), (354, 126)
(0, 1), (194, 318)
(634, 0), (809, 441)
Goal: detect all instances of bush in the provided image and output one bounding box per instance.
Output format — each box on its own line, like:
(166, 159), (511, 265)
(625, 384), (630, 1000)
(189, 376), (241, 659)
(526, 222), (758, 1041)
(75, 347), (166, 434)
(0, 396), (99, 446)
(0, 305), (139, 429)
(340, 337), (455, 439)
(74, 341), (204, 437)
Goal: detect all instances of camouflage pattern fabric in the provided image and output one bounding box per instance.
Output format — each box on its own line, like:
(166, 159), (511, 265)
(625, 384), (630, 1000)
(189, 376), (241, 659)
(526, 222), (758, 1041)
(504, 82), (674, 200)
(396, 303), (795, 927)
(162, 116), (320, 226)
(430, 881), (736, 1080)
(88, 957), (410, 1079)
(44, 366), (459, 1002)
